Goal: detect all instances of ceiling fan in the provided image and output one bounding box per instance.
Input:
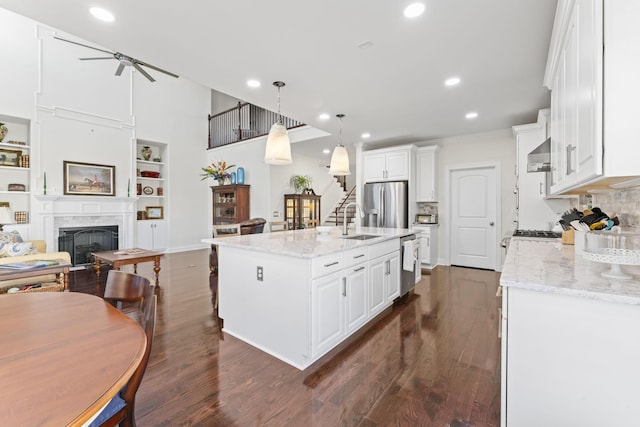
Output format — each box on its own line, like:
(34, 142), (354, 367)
(53, 35), (179, 82)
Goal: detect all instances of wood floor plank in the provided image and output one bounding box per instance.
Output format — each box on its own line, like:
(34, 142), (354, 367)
(69, 249), (501, 426)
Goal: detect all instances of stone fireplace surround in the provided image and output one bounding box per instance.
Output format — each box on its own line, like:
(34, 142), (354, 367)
(34, 195), (136, 252)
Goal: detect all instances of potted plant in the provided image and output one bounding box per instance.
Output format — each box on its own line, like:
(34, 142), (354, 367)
(290, 175), (312, 193)
(201, 161), (235, 185)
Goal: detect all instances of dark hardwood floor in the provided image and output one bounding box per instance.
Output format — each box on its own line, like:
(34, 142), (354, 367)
(70, 249), (501, 426)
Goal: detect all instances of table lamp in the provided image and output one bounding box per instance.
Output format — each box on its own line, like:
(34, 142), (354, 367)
(0, 206), (15, 231)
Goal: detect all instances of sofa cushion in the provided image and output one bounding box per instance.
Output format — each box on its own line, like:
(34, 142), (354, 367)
(0, 242), (37, 257)
(0, 230), (23, 243)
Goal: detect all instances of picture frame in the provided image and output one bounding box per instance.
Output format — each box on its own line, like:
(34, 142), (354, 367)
(145, 206), (164, 219)
(63, 161), (115, 196)
(0, 148), (21, 167)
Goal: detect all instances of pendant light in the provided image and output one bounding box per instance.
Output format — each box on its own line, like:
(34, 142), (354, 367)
(329, 113), (351, 175)
(264, 81), (292, 165)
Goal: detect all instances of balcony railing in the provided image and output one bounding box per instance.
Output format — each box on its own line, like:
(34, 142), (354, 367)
(208, 102), (305, 149)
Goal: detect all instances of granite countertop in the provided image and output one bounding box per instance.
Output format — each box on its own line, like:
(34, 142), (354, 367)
(500, 237), (640, 305)
(201, 226), (417, 259)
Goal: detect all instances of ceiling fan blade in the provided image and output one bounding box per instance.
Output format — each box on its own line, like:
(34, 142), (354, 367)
(115, 63), (125, 76)
(132, 62), (155, 82)
(79, 57), (115, 61)
(53, 36), (114, 55)
(135, 60), (179, 79)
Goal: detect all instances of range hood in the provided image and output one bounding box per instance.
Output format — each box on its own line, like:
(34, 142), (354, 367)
(527, 137), (551, 172)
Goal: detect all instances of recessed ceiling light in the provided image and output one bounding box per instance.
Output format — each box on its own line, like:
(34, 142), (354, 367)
(445, 77), (461, 87)
(247, 79), (261, 88)
(361, 133), (371, 139)
(89, 7), (115, 22)
(323, 148), (331, 154)
(465, 112), (478, 119)
(404, 2), (425, 18)
(318, 113), (330, 120)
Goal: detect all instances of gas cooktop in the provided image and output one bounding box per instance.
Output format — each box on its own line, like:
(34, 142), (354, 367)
(513, 230), (562, 238)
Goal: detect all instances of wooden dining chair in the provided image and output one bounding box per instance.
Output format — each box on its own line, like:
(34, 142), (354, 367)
(103, 270), (152, 326)
(269, 221), (288, 232)
(212, 223), (241, 237)
(210, 224), (241, 309)
(89, 295), (157, 427)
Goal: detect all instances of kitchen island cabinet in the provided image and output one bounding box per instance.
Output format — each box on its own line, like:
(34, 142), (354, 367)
(500, 238), (640, 426)
(202, 226), (415, 369)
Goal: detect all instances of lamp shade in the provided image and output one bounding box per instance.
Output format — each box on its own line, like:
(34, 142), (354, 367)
(0, 206), (15, 229)
(264, 122), (292, 165)
(329, 145), (351, 175)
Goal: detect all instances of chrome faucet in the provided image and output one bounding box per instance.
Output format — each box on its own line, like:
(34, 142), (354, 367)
(343, 202), (364, 235)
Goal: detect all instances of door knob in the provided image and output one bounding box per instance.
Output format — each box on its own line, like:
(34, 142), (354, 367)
(489, 222), (495, 226)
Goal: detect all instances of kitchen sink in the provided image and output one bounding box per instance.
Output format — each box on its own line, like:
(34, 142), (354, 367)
(342, 234), (380, 240)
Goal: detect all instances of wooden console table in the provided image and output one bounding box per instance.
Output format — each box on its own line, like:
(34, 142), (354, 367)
(92, 248), (162, 287)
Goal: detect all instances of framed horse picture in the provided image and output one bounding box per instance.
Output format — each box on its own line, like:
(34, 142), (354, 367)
(63, 161), (115, 196)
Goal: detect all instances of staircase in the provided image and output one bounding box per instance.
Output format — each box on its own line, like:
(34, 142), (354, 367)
(324, 187), (357, 227)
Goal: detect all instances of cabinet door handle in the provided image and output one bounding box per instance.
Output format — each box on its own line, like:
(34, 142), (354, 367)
(566, 144), (576, 174)
(498, 308), (502, 339)
(342, 277), (347, 296)
(539, 182), (543, 195)
(354, 266), (365, 272)
(354, 254), (365, 259)
(385, 260), (390, 275)
(324, 261), (339, 267)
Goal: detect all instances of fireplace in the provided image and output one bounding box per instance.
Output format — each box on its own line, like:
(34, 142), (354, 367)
(59, 225), (119, 266)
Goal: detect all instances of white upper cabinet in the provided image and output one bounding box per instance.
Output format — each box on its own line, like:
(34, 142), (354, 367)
(363, 146), (412, 182)
(545, 0), (640, 194)
(415, 146), (438, 202)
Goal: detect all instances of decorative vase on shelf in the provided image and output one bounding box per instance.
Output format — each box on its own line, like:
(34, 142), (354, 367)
(141, 146), (152, 161)
(0, 122), (7, 143)
(237, 167), (245, 184)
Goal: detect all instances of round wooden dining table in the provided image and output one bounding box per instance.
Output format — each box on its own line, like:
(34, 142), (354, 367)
(0, 292), (147, 426)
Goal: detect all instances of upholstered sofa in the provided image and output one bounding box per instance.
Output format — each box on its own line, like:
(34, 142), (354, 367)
(0, 238), (72, 294)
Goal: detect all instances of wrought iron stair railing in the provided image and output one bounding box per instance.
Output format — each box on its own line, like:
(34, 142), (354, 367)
(208, 101), (305, 149)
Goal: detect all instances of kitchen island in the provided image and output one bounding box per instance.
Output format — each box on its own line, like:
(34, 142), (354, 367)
(202, 226), (418, 369)
(500, 238), (640, 427)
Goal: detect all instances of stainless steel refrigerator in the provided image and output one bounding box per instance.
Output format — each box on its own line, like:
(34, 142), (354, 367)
(362, 181), (408, 228)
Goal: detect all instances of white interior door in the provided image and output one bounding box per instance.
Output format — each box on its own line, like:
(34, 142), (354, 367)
(450, 166), (497, 270)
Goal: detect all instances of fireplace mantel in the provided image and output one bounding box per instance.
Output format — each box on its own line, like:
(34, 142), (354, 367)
(34, 195), (136, 252)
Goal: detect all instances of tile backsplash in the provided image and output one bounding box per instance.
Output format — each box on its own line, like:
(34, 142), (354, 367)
(592, 188), (640, 227)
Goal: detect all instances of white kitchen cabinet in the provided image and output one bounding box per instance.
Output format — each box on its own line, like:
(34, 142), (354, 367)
(363, 146), (413, 182)
(502, 286), (640, 426)
(384, 253), (400, 302)
(415, 146), (438, 202)
(344, 262), (368, 333)
(311, 271), (345, 356)
(368, 255), (386, 317)
(311, 258), (368, 357)
(413, 224), (438, 268)
(546, 0), (640, 194)
(136, 220), (167, 250)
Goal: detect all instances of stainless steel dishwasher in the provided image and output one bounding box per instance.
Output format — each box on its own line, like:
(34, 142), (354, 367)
(400, 234), (417, 296)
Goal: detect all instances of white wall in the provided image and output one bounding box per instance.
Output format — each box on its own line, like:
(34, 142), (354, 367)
(0, 9), (211, 252)
(434, 129), (516, 269)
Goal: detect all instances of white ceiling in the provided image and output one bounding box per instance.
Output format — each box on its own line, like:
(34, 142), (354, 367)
(0, 0), (558, 159)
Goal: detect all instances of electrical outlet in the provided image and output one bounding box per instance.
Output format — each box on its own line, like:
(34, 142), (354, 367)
(257, 266), (263, 281)
(273, 211), (279, 218)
